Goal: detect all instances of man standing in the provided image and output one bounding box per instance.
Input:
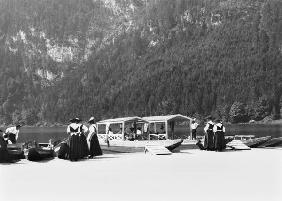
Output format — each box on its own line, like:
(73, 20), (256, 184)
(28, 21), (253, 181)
(4, 125), (21, 144)
(191, 120), (199, 140)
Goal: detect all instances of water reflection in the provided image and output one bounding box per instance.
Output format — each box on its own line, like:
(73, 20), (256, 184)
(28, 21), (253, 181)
(16, 124), (282, 143)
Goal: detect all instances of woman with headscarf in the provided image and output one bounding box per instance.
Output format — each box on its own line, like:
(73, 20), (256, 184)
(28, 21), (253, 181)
(213, 119), (226, 152)
(67, 118), (81, 161)
(87, 117), (102, 158)
(203, 118), (215, 151)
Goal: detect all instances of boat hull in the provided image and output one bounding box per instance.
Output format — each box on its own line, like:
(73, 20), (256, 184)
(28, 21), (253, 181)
(26, 148), (55, 161)
(243, 136), (272, 148)
(258, 137), (282, 148)
(100, 139), (183, 153)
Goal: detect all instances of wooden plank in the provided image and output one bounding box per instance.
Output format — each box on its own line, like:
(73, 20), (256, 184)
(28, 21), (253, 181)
(144, 145), (172, 155)
(227, 140), (251, 150)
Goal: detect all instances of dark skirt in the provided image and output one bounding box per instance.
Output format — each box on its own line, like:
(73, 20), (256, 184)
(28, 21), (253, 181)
(192, 129), (197, 140)
(89, 134), (103, 157)
(0, 136), (9, 162)
(69, 134), (80, 161)
(214, 131), (226, 151)
(204, 130), (214, 150)
(79, 134), (89, 158)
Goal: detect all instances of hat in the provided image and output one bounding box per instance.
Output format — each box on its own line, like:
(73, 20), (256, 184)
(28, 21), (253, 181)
(16, 124), (22, 128)
(75, 117), (82, 122)
(88, 116), (95, 123)
(69, 118), (77, 123)
(215, 119), (221, 123)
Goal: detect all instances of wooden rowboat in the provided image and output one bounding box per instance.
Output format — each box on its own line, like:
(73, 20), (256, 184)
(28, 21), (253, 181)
(258, 137), (282, 148)
(25, 142), (55, 161)
(243, 136), (272, 148)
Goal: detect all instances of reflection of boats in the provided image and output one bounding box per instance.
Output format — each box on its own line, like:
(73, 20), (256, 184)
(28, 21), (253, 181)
(258, 137), (282, 148)
(233, 135), (272, 148)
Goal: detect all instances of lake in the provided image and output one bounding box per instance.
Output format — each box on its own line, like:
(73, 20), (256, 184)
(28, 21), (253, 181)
(15, 124), (282, 143)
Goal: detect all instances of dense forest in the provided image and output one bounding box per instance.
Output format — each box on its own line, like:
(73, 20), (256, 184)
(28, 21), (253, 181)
(0, 0), (281, 125)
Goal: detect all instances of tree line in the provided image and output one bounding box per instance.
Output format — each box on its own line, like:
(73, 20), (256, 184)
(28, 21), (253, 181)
(0, 0), (281, 125)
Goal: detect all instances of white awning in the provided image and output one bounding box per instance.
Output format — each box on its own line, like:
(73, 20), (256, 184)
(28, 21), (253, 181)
(97, 116), (148, 124)
(142, 114), (192, 123)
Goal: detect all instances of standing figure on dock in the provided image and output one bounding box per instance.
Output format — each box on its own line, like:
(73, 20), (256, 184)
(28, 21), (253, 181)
(191, 120), (199, 140)
(87, 117), (102, 158)
(67, 118), (81, 161)
(213, 120), (226, 152)
(77, 118), (89, 159)
(4, 124), (21, 144)
(203, 119), (214, 151)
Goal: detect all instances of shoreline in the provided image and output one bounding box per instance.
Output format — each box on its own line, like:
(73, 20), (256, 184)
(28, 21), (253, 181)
(1, 149), (281, 201)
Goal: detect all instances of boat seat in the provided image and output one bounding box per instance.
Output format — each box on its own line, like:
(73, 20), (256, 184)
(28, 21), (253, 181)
(226, 140), (251, 150)
(144, 145), (171, 155)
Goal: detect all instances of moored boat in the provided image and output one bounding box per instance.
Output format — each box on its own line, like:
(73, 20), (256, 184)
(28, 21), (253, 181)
(96, 115), (191, 153)
(25, 142), (55, 161)
(258, 137), (282, 148)
(233, 135), (272, 148)
(100, 139), (184, 153)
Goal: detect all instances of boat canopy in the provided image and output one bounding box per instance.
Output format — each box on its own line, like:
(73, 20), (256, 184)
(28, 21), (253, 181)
(96, 116), (149, 141)
(97, 116), (148, 125)
(142, 114), (192, 140)
(142, 114), (192, 123)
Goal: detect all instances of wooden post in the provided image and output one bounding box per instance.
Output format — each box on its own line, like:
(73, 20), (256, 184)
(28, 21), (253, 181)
(190, 119), (192, 140)
(122, 122), (125, 141)
(165, 121), (168, 140)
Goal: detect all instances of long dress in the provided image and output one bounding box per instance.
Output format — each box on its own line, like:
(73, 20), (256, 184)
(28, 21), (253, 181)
(204, 123), (215, 151)
(214, 124), (226, 151)
(78, 124), (89, 158)
(0, 136), (10, 162)
(68, 124), (80, 161)
(88, 124), (102, 157)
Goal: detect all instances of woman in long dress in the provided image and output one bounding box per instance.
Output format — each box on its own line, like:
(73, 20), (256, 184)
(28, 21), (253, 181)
(87, 117), (102, 158)
(76, 118), (89, 159)
(213, 120), (226, 151)
(67, 118), (81, 161)
(203, 119), (215, 151)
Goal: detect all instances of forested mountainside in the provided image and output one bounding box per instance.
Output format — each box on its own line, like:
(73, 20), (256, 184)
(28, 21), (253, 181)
(0, 0), (281, 125)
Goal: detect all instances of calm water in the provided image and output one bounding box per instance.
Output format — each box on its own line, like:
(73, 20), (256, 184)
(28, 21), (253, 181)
(16, 124), (282, 143)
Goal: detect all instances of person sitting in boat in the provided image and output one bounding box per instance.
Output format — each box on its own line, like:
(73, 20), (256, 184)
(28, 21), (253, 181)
(127, 127), (135, 141)
(87, 117), (102, 158)
(203, 118), (215, 151)
(67, 118), (81, 161)
(213, 119), (226, 152)
(135, 127), (142, 140)
(4, 124), (21, 144)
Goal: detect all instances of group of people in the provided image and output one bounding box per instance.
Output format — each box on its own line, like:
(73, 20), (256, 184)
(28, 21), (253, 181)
(192, 118), (226, 151)
(58, 117), (102, 161)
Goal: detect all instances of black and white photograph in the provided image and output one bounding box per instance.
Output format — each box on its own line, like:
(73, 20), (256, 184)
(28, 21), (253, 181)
(0, 0), (281, 201)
